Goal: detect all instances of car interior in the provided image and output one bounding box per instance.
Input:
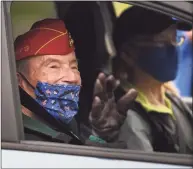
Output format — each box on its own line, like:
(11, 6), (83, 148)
(56, 1), (111, 127)
(10, 1), (192, 128)
(2, 1), (193, 167)
(57, 1), (193, 126)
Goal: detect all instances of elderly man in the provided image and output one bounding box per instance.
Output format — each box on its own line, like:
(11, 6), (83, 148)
(15, 18), (137, 147)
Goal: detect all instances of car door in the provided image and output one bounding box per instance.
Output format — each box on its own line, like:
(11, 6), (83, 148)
(1, 1), (193, 168)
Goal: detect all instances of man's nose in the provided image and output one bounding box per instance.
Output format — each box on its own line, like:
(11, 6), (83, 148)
(61, 68), (79, 85)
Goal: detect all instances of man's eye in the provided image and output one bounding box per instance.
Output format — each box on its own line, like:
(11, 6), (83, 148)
(72, 66), (78, 70)
(71, 65), (78, 70)
(49, 65), (59, 68)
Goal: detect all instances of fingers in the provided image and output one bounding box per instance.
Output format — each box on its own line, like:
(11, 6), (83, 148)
(93, 79), (107, 101)
(93, 73), (107, 100)
(117, 88), (138, 116)
(93, 79), (103, 96)
(106, 75), (118, 98)
(89, 96), (104, 123)
(94, 72), (119, 99)
(98, 73), (106, 90)
(115, 80), (120, 88)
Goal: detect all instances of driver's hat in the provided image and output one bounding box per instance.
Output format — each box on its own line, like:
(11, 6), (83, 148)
(113, 6), (192, 50)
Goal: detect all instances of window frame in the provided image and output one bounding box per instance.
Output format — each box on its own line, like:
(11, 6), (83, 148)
(2, 1), (24, 142)
(2, 1), (193, 166)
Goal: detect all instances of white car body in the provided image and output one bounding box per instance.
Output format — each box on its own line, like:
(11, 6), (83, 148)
(2, 149), (191, 168)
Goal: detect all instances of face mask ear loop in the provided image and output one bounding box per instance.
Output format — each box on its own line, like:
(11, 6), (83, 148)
(18, 72), (36, 90)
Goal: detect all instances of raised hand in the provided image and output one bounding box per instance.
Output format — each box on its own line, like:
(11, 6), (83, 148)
(89, 72), (137, 141)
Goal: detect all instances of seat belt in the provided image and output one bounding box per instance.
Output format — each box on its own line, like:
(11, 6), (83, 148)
(19, 86), (84, 145)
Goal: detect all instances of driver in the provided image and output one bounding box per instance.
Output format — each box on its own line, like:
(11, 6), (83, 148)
(113, 6), (193, 153)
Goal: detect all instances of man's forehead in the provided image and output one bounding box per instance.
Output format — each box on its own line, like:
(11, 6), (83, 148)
(35, 52), (78, 64)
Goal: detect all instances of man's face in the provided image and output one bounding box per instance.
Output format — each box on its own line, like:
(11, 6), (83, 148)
(120, 25), (178, 84)
(18, 52), (81, 97)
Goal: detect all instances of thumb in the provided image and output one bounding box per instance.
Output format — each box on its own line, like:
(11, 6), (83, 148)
(117, 88), (137, 116)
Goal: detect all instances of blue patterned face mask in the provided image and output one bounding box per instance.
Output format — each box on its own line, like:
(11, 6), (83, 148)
(19, 73), (81, 124)
(35, 82), (81, 124)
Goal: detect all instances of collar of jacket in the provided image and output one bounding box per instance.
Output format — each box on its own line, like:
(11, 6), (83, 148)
(22, 113), (60, 138)
(121, 82), (175, 119)
(22, 113), (78, 143)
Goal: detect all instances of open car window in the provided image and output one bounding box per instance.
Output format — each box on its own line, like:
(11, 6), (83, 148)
(2, 1), (193, 168)
(111, 1), (193, 109)
(11, 1), (58, 40)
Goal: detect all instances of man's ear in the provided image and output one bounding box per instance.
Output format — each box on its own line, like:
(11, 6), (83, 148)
(16, 72), (36, 98)
(16, 72), (25, 89)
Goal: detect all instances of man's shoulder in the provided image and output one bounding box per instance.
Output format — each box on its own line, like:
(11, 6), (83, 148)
(22, 113), (74, 143)
(22, 114), (127, 148)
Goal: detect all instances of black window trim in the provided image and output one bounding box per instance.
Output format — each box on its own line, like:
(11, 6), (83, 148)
(123, 1), (193, 24)
(2, 1), (193, 166)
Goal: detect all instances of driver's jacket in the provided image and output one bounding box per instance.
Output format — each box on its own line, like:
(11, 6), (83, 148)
(117, 91), (193, 154)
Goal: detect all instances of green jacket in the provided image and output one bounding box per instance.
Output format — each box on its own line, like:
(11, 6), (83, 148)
(23, 113), (127, 148)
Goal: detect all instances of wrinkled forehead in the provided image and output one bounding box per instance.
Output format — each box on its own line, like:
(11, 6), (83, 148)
(28, 52), (77, 66)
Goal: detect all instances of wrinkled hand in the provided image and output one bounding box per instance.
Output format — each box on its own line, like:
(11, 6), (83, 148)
(89, 72), (137, 141)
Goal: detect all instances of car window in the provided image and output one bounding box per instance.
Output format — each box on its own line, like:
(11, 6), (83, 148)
(112, 1), (193, 100)
(11, 1), (57, 40)
(2, 1), (193, 167)
(112, 2), (132, 17)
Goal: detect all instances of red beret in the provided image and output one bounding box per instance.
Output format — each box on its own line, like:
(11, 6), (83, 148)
(14, 18), (75, 61)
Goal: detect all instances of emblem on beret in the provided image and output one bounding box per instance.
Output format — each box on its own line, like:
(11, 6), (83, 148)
(68, 32), (74, 48)
(19, 45), (30, 53)
(24, 45), (30, 52)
